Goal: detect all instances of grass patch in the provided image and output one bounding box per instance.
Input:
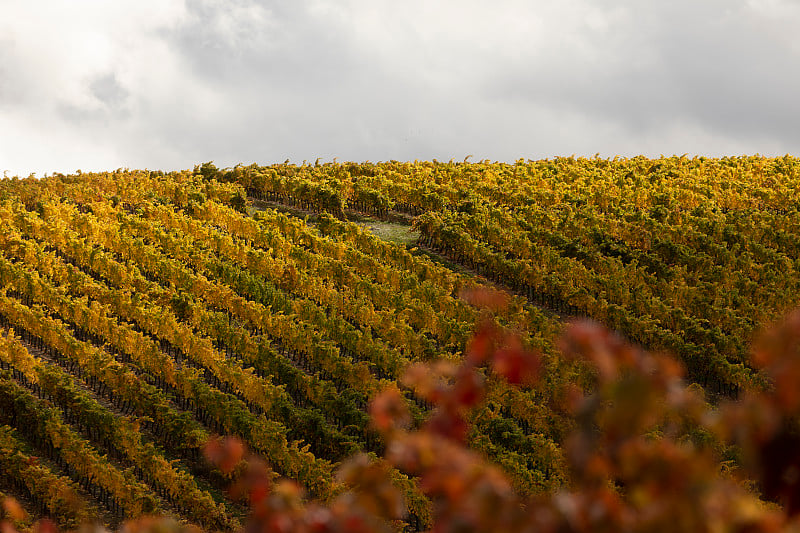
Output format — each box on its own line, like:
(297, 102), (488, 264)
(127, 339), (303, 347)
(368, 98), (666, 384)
(247, 198), (419, 245)
(356, 220), (419, 245)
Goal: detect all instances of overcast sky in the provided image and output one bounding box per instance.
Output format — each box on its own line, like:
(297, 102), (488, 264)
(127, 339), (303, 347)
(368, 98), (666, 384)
(1, 0), (799, 176)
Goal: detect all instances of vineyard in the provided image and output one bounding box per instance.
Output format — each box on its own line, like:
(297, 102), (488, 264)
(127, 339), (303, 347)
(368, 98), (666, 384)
(0, 155), (798, 531)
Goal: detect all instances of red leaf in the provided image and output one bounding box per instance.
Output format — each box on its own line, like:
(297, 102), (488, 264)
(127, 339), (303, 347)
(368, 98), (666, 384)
(492, 336), (541, 386)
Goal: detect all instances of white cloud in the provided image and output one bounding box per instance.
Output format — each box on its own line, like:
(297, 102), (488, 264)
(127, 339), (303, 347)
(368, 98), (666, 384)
(0, 0), (189, 174)
(1, 0), (798, 176)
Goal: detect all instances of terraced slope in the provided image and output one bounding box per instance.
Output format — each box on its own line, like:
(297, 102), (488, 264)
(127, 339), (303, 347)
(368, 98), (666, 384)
(226, 156), (800, 396)
(2, 156), (797, 529)
(0, 170), (573, 530)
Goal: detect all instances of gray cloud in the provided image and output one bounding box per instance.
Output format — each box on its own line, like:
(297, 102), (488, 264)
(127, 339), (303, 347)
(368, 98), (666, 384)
(0, 37), (32, 107)
(484, 1), (800, 146)
(1, 0), (799, 176)
(90, 73), (129, 108)
(56, 73), (131, 125)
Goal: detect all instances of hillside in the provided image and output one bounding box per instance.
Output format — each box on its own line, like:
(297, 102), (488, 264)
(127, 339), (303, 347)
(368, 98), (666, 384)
(0, 156), (798, 530)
